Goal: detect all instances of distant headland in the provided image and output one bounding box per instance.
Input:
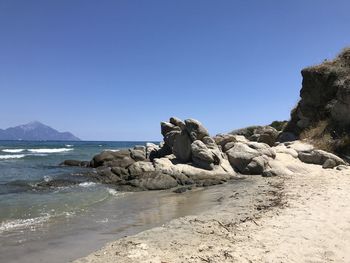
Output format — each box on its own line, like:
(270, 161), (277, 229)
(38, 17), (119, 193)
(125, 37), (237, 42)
(0, 121), (80, 141)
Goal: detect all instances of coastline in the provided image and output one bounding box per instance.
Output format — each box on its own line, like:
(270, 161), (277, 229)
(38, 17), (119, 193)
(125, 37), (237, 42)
(75, 151), (350, 263)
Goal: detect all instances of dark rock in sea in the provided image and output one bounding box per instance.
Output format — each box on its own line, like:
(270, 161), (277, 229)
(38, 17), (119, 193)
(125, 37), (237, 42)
(173, 186), (192, 193)
(60, 160), (90, 167)
(35, 179), (81, 189)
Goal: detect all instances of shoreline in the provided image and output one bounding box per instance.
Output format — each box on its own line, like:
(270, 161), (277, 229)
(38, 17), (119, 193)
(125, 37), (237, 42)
(75, 151), (350, 263)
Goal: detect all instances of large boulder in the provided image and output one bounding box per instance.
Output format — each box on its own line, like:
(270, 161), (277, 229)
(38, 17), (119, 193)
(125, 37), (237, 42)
(253, 126), (279, 146)
(298, 149), (346, 167)
(128, 161), (155, 177)
(191, 140), (215, 170)
(128, 171), (178, 190)
(184, 119), (210, 141)
(226, 142), (274, 175)
(160, 122), (181, 137)
(90, 150), (135, 168)
(172, 131), (192, 163)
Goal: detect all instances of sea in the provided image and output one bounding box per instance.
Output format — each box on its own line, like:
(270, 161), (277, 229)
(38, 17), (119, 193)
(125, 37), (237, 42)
(0, 140), (243, 263)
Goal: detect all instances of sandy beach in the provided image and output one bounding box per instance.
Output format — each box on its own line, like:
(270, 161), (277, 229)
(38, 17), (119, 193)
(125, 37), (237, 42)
(75, 148), (350, 263)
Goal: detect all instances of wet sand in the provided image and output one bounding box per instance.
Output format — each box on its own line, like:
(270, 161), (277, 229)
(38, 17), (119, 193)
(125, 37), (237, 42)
(74, 151), (350, 263)
(0, 176), (277, 263)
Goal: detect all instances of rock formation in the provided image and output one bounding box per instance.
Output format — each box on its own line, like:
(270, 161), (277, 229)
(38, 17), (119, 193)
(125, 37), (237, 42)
(61, 116), (348, 191)
(283, 48), (350, 155)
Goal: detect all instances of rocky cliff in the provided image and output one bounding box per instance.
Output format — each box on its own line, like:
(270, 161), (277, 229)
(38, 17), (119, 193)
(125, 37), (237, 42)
(284, 47), (350, 155)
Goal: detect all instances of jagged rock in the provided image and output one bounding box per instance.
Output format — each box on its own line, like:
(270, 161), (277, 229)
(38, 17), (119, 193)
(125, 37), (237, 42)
(184, 119), (209, 141)
(172, 131), (192, 163)
(191, 140), (215, 170)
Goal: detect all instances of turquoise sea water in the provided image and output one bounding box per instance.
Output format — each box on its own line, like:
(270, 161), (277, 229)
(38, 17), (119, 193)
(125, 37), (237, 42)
(0, 141), (149, 232)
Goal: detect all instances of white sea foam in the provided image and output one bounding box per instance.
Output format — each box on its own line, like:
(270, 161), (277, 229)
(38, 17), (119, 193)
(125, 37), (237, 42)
(0, 215), (50, 232)
(79, 182), (97, 188)
(28, 148), (73, 153)
(0, 154), (26, 160)
(104, 149), (120, 152)
(65, 144), (73, 147)
(2, 149), (25, 153)
(107, 188), (122, 196)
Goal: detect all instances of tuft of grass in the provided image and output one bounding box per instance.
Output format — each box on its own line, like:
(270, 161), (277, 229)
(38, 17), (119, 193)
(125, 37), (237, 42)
(300, 120), (334, 152)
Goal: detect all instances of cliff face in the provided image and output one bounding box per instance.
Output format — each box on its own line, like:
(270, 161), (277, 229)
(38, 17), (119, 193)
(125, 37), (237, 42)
(285, 48), (350, 134)
(284, 48), (350, 155)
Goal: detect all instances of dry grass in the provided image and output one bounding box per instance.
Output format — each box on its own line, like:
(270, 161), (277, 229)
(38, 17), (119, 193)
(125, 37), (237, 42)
(300, 120), (334, 152)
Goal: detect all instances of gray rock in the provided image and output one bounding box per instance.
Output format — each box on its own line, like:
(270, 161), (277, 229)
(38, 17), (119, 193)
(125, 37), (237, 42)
(128, 172), (178, 190)
(90, 150), (135, 168)
(160, 122), (181, 137)
(173, 131), (192, 163)
(191, 140), (215, 170)
(226, 143), (260, 173)
(298, 149), (346, 166)
(184, 119), (209, 141)
(277, 132), (298, 143)
(130, 149), (146, 161)
(94, 167), (123, 184)
(223, 141), (236, 152)
(213, 134), (237, 149)
(253, 126), (279, 147)
(322, 159), (337, 169)
(60, 160), (90, 167)
(128, 161), (155, 177)
(111, 167), (129, 180)
(245, 156), (267, 175)
(164, 130), (181, 148)
(169, 117), (186, 130)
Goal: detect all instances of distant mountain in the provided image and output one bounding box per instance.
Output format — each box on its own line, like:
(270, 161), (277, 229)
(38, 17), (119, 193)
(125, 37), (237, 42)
(0, 121), (80, 141)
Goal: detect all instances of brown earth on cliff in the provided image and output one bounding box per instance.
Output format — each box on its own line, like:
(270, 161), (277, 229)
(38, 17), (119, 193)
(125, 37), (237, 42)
(284, 47), (350, 156)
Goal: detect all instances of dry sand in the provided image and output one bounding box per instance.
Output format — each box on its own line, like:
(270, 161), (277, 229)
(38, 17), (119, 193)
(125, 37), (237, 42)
(75, 150), (350, 263)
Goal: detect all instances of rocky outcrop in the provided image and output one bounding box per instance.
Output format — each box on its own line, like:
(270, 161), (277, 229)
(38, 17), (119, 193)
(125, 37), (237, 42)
(284, 48), (350, 155)
(62, 117), (240, 191)
(61, 114), (348, 191)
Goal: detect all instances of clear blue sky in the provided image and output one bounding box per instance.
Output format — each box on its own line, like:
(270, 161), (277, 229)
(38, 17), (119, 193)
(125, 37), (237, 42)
(0, 0), (349, 141)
